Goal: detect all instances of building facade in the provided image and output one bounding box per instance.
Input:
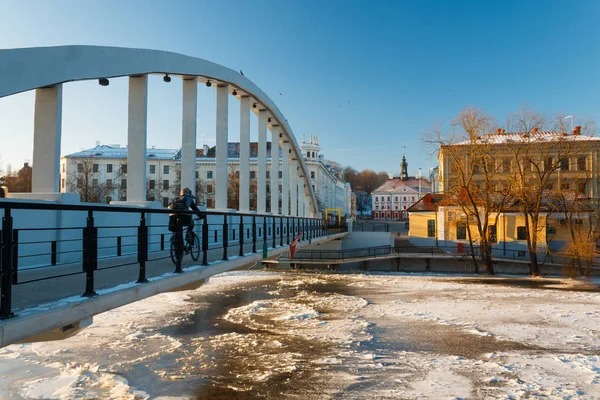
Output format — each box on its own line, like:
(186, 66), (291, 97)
(371, 155), (430, 220)
(60, 139), (352, 216)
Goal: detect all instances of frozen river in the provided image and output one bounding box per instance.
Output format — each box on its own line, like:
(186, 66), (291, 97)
(1, 271), (599, 399)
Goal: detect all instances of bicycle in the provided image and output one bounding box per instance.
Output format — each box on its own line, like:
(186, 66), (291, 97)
(170, 219), (201, 263)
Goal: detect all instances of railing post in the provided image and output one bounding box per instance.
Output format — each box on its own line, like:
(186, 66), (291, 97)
(272, 217), (277, 248)
(82, 210), (97, 297)
(12, 229), (19, 285)
(117, 236), (122, 257)
(279, 217), (284, 247)
(51, 239), (57, 266)
(302, 218), (306, 241)
(174, 215), (184, 273)
(222, 214), (229, 261)
(1, 208), (15, 319)
(202, 217), (209, 266)
(160, 234), (165, 251)
(263, 216), (268, 249)
(252, 216), (257, 253)
(287, 217), (291, 245)
(137, 212), (149, 282)
(239, 216), (245, 257)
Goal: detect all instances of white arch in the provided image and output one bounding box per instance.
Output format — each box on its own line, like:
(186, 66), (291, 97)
(0, 45), (318, 216)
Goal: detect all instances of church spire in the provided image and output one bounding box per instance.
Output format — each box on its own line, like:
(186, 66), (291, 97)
(401, 148), (408, 181)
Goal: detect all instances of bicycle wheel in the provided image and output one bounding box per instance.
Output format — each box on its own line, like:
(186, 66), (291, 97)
(190, 233), (201, 261)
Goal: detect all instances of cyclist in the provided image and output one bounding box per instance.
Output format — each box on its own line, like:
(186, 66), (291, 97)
(169, 187), (205, 244)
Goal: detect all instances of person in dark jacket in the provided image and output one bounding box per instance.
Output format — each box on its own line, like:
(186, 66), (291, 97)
(169, 187), (205, 244)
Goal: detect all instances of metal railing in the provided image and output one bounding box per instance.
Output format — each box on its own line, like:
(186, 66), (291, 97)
(0, 200), (345, 319)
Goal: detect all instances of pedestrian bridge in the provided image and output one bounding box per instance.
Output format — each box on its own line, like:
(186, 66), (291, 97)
(0, 45), (348, 347)
(0, 200), (346, 348)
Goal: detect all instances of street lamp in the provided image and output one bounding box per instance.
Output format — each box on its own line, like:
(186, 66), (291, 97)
(564, 115), (574, 133)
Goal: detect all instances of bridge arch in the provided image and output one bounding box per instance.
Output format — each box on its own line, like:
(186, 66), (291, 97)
(0, 45), (318, 217)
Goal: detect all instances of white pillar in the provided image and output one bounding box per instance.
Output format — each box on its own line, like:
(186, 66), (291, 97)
(298, 179), (305, 217)
(270, 129), (280, 214)
(32, 84), (62, 193)
(291, 158), (298, 216)
(215, 85), (229, 210)
(181, 79), (197, 196)
(304, 194), (310, 218)
(257, 110), (267, 213)
(127, 75), (148, 202)
(239, 97), (251, 211)
(281, 140), (290, 216)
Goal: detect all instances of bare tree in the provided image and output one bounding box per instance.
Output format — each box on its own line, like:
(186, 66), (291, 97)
(66, 155), (121, 203)
(428, 107), (506, 275)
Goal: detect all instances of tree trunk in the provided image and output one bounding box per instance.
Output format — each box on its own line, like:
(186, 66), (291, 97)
(479, 240), (495, 275)
(466, 222), (479, 274)
(524, 212), (540, 276)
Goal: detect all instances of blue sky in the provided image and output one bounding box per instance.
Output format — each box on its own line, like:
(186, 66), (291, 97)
(1, 0), (600, 177)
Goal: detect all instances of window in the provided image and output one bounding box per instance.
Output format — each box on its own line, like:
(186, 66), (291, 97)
(457, 223), (467, 240)
(280, 185), (283, 192)
(77, 163), (83, 173)
(561, 182), (569, 190)
(560, 158), (569, 171)
(488, 225), (497, 243)
(250, 171), (256, 179)
(411, 196), (415, 201)
(76, 178), (83, 188)
(312, 184), (315, 192)
(395, 197), (399, 202)
(547, 225), (556, 235)
(149, 180), (156, 189)
(279, 171), (283, 178)
(92, 178), (99, 187)
(163, 197), (169, 208)
(163, 180), (169, 190)
(62, 164), (65, 173)
(236, 171), (240, 178)
(163, 165), (170, 174)
(577, 182), (586, 194)
(517, 226), (527, 240)
(266, 171), (270, 179)
(195, 171), (199, 179)
(207, 171), (213, 179)
(544, 157), (552, 171)
(121, 164), (128, 173)
(207, 184), (213, 193)
(106, 197), (112, 204)
(106, 164), (113, 173)
(502, 158), (511, 173)
(106, 179), (113, 188)
(427, 220), (436, 238)
(577, 156), (587, 171)
(207, 198), (214, 208)
(311, 171), (315, 179)
(121, 179), (127, 189)
(149, 165), (156, 174)
(92, 164), (99, 173)
(120, 194), (126, 201)
(403, 196), (407, 201)
(61, 179), (65, 189)
(312, 152), (315, 158)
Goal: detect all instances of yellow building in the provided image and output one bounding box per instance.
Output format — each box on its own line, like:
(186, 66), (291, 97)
(407, 193), (594, 259)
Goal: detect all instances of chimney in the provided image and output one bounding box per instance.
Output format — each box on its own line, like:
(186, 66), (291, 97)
(23, 162), (29, 168)
(423, 194), (432, 204)
(531, 127), (539, 133)
(501, 129), (505, 134)
(496, 128), (502, 134)
(573, 126), (582, 135)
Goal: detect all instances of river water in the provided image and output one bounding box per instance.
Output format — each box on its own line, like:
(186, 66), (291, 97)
(1, 271), (599, 399)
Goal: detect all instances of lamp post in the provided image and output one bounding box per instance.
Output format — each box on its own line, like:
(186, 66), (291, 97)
(564, 115), (574, 133)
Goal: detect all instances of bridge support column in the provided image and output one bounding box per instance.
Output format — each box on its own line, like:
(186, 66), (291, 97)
(281, 140), (290, 215)
(215, 85), (229, 210)
(181, 78), (198, 196)
(298, 180), (305, 218)
(127, 75), (148, 202)
(239, 96), (251, 211)
(304, 194), (310, 218)
(32, 84), (62, 193)
(257, 110), (267, 213)
(270, 128), (280, 214)
(291, 158), (298, 216)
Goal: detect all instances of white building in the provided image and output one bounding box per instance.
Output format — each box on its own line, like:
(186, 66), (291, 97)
(371, 155), (430, 220)
(61, 139), (352, 216)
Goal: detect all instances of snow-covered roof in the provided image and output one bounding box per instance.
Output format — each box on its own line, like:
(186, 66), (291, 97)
(448, 131), (600, 146)
(65, 145), (179, 160)
(373, 177), (431, 194)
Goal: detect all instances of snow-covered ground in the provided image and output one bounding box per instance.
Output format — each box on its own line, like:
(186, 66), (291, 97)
(0, 271), (598, 399)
